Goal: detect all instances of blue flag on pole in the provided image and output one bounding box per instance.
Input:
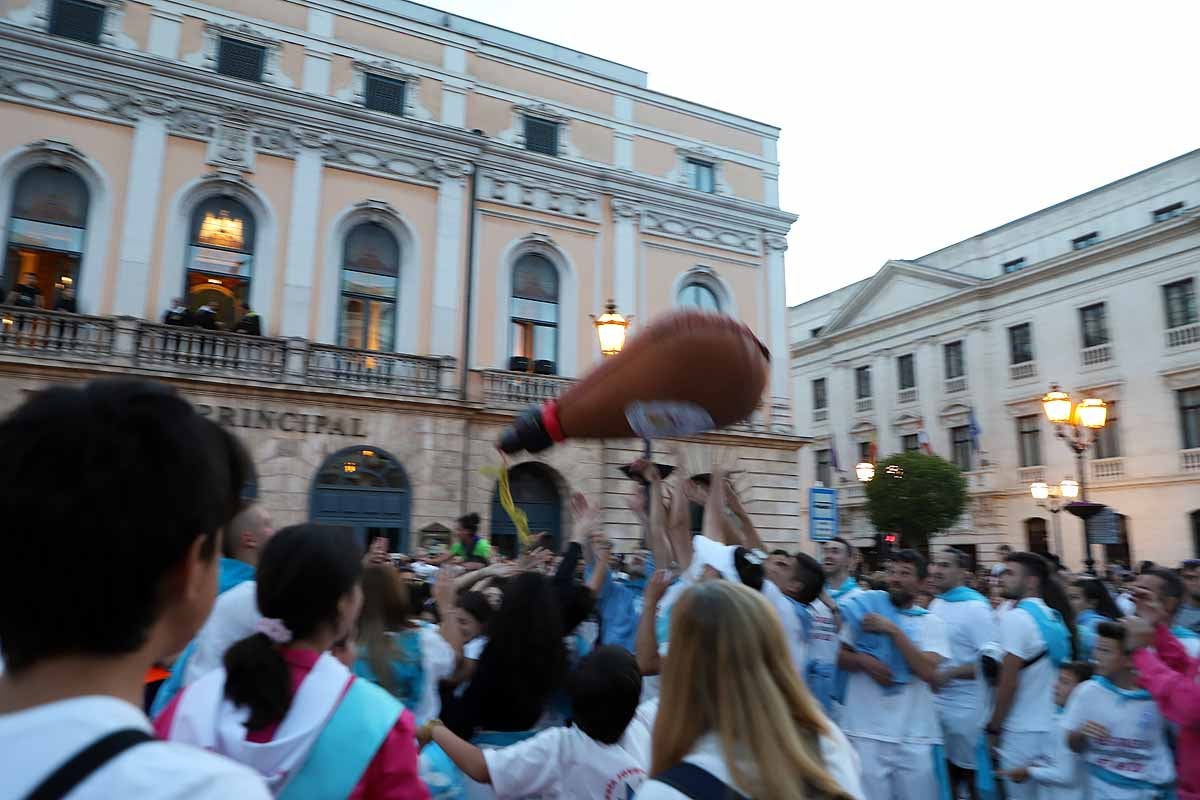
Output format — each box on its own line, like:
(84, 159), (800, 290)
(968, 407), (982, 451)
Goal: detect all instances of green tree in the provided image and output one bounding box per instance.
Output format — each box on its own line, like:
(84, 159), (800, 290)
(864, 451), (968, 555)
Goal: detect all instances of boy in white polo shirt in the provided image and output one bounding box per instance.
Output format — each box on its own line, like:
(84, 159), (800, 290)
(0, 380), (269, 799)
(1064, 621), (1175, 799)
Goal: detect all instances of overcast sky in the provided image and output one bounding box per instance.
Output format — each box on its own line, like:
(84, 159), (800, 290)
(429, 0), (1200, 305)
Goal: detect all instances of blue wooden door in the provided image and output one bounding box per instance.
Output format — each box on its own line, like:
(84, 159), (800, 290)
(310, 446), (410, 552)
(490, 464), (561, 557)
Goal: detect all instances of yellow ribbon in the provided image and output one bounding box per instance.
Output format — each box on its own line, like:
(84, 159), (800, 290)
(481, 464), (531, 549)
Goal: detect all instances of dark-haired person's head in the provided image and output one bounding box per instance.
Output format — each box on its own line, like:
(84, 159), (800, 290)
(1092, 621), (1131, 680)
(886, 550), (926, 608)
(1069, 576), (1123, 620)
(765, 550), (793, 589)
(456, 591), (493, 643)
(1000, 551), (1050, 601)
(568, 646), (642, 744)
(1137, 567), (1184, 617)
(224, 524), (363, 728)
(790, 553), (825, 605)
(930, 547), (971, 594)
(1055, 660), (1094, 707)
(0, 379), (251, 675)
(733, 547), (765, 592)
(822, 537), (855, 578)
(456, 512), (480, 543)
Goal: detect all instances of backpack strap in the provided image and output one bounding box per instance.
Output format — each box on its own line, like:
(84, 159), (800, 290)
(654, 763), (750, 800)
(25, 728), (153, 800)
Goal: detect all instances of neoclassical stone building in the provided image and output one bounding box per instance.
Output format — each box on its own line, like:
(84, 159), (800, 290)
(0, 0), (801, 553)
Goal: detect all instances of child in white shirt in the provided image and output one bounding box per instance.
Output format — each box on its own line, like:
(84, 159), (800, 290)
(422, 645), (655, 799)
(999, 660), (1092, 800)
(1063, 621), (1175, 799)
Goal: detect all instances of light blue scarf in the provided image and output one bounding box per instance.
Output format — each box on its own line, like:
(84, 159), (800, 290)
(1092, 674), (1152, 701)
(1017, 599), (1071, 667)
(831, 576), (860, 602)
(938, 585), (988, 604)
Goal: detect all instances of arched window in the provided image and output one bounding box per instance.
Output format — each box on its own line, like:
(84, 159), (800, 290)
(678, 280), (721, 312)
(509, 253), (559, 374)
(311, 446), (410, 551)
(339, 222), (399, 352)
(185, 195), (256, 330)
(1024, 517), (1049, 556)
(4, 165), (89, 309)
(490, 462), (562, 557)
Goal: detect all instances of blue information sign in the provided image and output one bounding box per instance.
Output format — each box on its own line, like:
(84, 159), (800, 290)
(809, 486), (839, 542)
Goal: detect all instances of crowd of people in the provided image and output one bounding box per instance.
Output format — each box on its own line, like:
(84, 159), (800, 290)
(2, 377), (1200, 800)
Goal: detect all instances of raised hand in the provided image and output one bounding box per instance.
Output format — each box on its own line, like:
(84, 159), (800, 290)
(1079, 721), (1111, 742)
(645, 568), (674, 606)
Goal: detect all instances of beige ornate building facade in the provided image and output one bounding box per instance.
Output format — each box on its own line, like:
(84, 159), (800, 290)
(0, 0), (801, 553)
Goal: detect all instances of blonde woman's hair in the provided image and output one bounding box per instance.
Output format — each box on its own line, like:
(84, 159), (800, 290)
(357, 564), (417, 697)
(651, 580), (853, 800)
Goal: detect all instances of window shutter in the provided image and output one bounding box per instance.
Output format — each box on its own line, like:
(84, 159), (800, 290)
(216, 37), (266, 82)
(364, 75), (407, 116)
(49, 0), (106, 44)
(523, 117), (559, 156)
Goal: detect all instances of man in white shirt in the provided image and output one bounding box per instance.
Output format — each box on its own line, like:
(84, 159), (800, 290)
(838, 549), (952, 800)
(0, 379), (269, 799)
(986, 551), (1074, 800)
(929, 546), (997, 799)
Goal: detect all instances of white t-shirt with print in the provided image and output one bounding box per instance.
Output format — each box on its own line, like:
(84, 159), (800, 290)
(482, 699), (658, 800)
(806, 598), (841, 668)
(998, 599), (1057, 734)
(635, 726), (865, 800)
(929, 595), (996, 711)
(0, 696), (269, 800)
(1061, 678), (1175, 789)
(838, 610), (951, 744)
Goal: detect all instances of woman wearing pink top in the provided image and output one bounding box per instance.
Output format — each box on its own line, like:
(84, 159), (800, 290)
(1127, 592), (1200, 800)
(156, 524), (429, 799)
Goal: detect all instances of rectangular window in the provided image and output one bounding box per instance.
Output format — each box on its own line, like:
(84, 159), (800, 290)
(523, 116), (559, 156)
(951, 425), (972, 471)
(363, 74), (406, 116)
(902, 433), (920, 452)
(1154, 202), (1184, 223)
(1093, 402), (1121, 460)
(1072, 232), (1100, 250)
(1002, 257), (1026, 274)
(48, 0), (105, 43)
(1164, 278), (1198, 329)
(1008, 323), (1033, 364)
(1181, 388), (1200, 450)
(943, 340), (964, 379)
(855, 366), (872, 399)
(812, 378), (827, 410)
(1017, 414), (1042, 467)
(897, 353), (916, 390)
(815, 449), (832, 487)
(687, 159), (716, 193)
(1079, 302), (1110, 348)
(216, 37), (266, 82)
(858, 441), (873, 464)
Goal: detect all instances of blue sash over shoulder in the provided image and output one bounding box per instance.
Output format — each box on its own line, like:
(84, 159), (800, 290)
(1016, 599), (1070, 667)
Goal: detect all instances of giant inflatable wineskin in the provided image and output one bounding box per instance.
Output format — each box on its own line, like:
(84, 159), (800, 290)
(497, 310), (770, 454)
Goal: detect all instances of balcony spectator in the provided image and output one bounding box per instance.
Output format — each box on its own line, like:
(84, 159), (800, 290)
(162, 298), (193, 328)
(12, 272), (40, 309)
(194, 302), (218, 331)
(232, 302), (261, 336)
(53, 285), (78, 349)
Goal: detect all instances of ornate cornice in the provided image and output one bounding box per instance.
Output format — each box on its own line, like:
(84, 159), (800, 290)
(478, 168), (599, 221)
(640, 206), (759, 255)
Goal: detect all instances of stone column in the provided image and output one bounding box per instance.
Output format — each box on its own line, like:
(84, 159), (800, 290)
(113, 98), (175, 317)
(611, 199), (640, 318)
(764, 234), (792, 429)
(280, 131), (327, 338)
(429, 160), (471, 356)
(873, 349), (894, 455)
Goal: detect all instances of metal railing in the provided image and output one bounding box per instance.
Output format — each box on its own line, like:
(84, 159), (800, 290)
(1009, 361), (1037, 382)
(897, 387), (918, 405)
(0, 307), (115, 359)
(944, 375), (967, 394)
(137, 323), (287, 380)
(306, 343), (444, 397)
(480, 369), (573, 410)
(1167, 322), (1200, 349)
(1081, 343), (1112, 367)
(1183, 448), (1200, 473)
(1017, 465), (1045, 484)
(813, 408), (828, 422)
(1091, 457), (1124, 481)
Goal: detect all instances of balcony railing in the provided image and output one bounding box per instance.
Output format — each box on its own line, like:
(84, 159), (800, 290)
(137, 323), (287, 381)
(1009, 361), (1037, 382)
(1081, 343), (1112, 368)
(841, 482), (866, 501)
(480, 369), (573, 411)
(1017, 465), (1045, 484)
(306, 343), (444, 396)
(1184, 448), (1200, 473)
(945, 376), (967, 394)
(813, 408), (828, 422)
(1167, 322), (1200, 349)
(897, 387), (918, 405)
(855, 397), (873, 414)
(1091, 457), (1124, 481)
(0, 307), (116, 359)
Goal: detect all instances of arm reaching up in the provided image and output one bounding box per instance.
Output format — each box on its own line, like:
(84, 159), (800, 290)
(724, 478), (764, 553)
(636, 569), (673, 676)
(667, 475), (695, 571)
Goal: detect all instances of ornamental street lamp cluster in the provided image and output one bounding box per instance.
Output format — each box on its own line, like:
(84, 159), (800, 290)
(1040, 383), (1109, 575)
(1029, 478), (1080, 557)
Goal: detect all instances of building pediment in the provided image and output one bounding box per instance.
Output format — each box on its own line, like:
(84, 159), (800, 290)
(822, 260), (980, 335)
(891, 411), (924, 433)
